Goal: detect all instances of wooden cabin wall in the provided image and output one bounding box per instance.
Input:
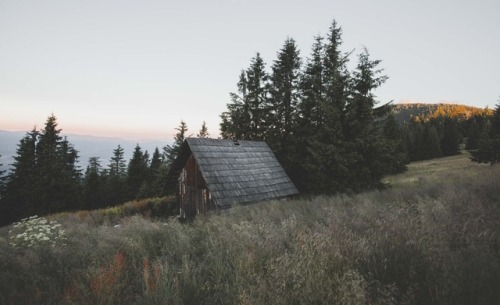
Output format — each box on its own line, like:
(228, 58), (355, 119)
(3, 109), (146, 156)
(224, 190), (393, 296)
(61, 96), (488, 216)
(178, 154), (213, 218)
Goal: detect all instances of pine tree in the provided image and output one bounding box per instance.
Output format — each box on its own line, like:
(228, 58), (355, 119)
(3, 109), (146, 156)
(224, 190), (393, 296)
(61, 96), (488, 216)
(441, 118), (460, 156)
(2, 115), (82, 218)
(422, 124), (442, 160)
(293, 36), (325, 191)
(268, 38), (302, 166)
(83, 157), (104, 209)
(323, 20), (350, 139)
(246, 53), (271, 140)
(126, 145), (149, 200)
(471, 101), (500, 164)
(163, 121), (189, 164)
(306, 20), (351, 193)
(344, 48), (390, 189)
(347, 48), (388, 138)
(105, 145), (127, 205)
(35, 115), (82, 213)
(0, 154), (5, 199)
(382, 113), (409, 174)
(404, 120), (430, 161)
(197, 121), (210, 138)
(109, 145), (127, 177)
(138, 147), (164, 198)
(220, 71), (250, 139)
(299, 36), (325, 132)
(0, 129), (39, 224)
(466, 118), (481, 150)
(220, 53), (270, 140)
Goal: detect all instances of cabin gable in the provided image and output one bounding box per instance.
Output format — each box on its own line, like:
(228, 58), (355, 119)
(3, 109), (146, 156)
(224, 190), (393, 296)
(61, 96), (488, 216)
(177, 154), (214, 218)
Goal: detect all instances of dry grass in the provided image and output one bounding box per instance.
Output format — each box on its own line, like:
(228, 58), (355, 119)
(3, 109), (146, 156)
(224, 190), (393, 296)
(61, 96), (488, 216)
(0, 156), (499, 305)
(382, 151), (488, 187)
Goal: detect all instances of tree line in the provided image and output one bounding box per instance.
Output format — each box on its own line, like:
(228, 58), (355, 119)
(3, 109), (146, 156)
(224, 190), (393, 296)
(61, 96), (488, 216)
(220, 19), (407, 193)
(0, 115), (202, 225)
(390, 104), (497, 163)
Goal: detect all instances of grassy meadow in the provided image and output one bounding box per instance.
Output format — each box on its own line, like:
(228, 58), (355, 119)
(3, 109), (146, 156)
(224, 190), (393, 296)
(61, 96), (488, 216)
(1, 153), (499, 305)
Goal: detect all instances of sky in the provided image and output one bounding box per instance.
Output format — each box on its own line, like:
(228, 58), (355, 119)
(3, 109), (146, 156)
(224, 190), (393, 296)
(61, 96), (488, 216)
(1, 0), (499, 141)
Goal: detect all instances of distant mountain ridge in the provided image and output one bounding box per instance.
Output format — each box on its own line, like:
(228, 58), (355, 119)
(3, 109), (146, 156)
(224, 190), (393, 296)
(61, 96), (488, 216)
(391, 103), (492, 123)
(0, 130), (170, 172)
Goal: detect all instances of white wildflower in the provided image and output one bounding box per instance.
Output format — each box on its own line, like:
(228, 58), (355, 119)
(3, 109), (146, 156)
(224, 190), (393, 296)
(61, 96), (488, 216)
(9, 216), (67, 248)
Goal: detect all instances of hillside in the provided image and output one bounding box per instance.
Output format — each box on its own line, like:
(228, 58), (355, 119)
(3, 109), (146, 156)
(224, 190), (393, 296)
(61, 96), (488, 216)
(1, 153), (499, 305)
(392, 102), (492, 123)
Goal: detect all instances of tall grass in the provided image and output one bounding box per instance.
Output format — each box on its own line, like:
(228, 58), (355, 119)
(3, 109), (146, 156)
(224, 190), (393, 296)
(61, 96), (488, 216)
(0, 161), (499, 304)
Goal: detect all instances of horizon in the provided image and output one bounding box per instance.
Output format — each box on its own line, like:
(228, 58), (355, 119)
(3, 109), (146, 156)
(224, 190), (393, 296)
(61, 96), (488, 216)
(1, 0), (499, 140)
(0, 100), (492, 143)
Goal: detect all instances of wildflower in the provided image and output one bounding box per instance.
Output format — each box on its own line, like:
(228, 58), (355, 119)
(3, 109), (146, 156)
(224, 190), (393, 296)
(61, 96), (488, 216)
(9, 216), (67, 248)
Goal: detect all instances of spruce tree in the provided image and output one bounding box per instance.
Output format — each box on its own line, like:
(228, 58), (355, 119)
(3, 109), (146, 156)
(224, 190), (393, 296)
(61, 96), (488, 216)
(83, 157), (104, 209)
(299, 36), (324, 132)
(0, 154), (5, 200)
(220, 71), (250, 139)
(35, 115), (82, 213)
(109, 145), (127, 177)
(471, 101), (500, 164)
(345, 48), (390, 189)
(163, 120), (189, 164)
(138, 147), (163, 198)
(382, 113), (409, 174)
(441, 118), (460, 156)
(3, 115), (82, 217)
(246, 53), (271, 140)
(293, 36), (325, 191)
(197, 121), (210, 138)
(466, 119), (481, 150)
(347, 48), (388, 138)
(407, 121), (425, 161)
(308, 20), (350, 193)
(126, 145), (149, 200)
(422, 124), (442, 160)
(105, 145), (127, 205)
(269, 37), (302, 167)
(220, 53), (270, 140)
(0, 129), (39, 224)
(323, 20), (350, 139)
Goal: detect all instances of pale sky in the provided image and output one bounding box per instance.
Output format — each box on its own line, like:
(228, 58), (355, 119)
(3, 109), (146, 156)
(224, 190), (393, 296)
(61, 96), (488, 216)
(1, 0), (499, 141)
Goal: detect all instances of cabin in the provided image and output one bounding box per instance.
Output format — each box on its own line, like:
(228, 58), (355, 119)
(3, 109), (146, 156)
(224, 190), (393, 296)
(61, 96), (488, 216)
(165, 138), (299, 218)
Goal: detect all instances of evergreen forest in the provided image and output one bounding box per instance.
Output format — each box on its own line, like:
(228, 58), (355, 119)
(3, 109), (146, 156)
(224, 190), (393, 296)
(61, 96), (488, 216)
(0, 115), (198, 226)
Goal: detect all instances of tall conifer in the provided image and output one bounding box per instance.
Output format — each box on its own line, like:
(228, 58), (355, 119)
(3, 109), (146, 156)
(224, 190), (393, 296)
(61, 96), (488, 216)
(83, 157), (104, 209)
(0, 129), (39, 223)
(269, 38), (302, 166)
(126, 145), (149, 200)
(471, 101), (500, 164)
(221, 53), (270, 140)
(105, 145), (127, 205)
(163, 120), (189, 164)
(35, 115), (82, 213)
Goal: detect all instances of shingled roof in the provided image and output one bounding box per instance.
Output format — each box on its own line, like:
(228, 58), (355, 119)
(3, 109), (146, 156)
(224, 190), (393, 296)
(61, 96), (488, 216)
(165, 138), (298, 207)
